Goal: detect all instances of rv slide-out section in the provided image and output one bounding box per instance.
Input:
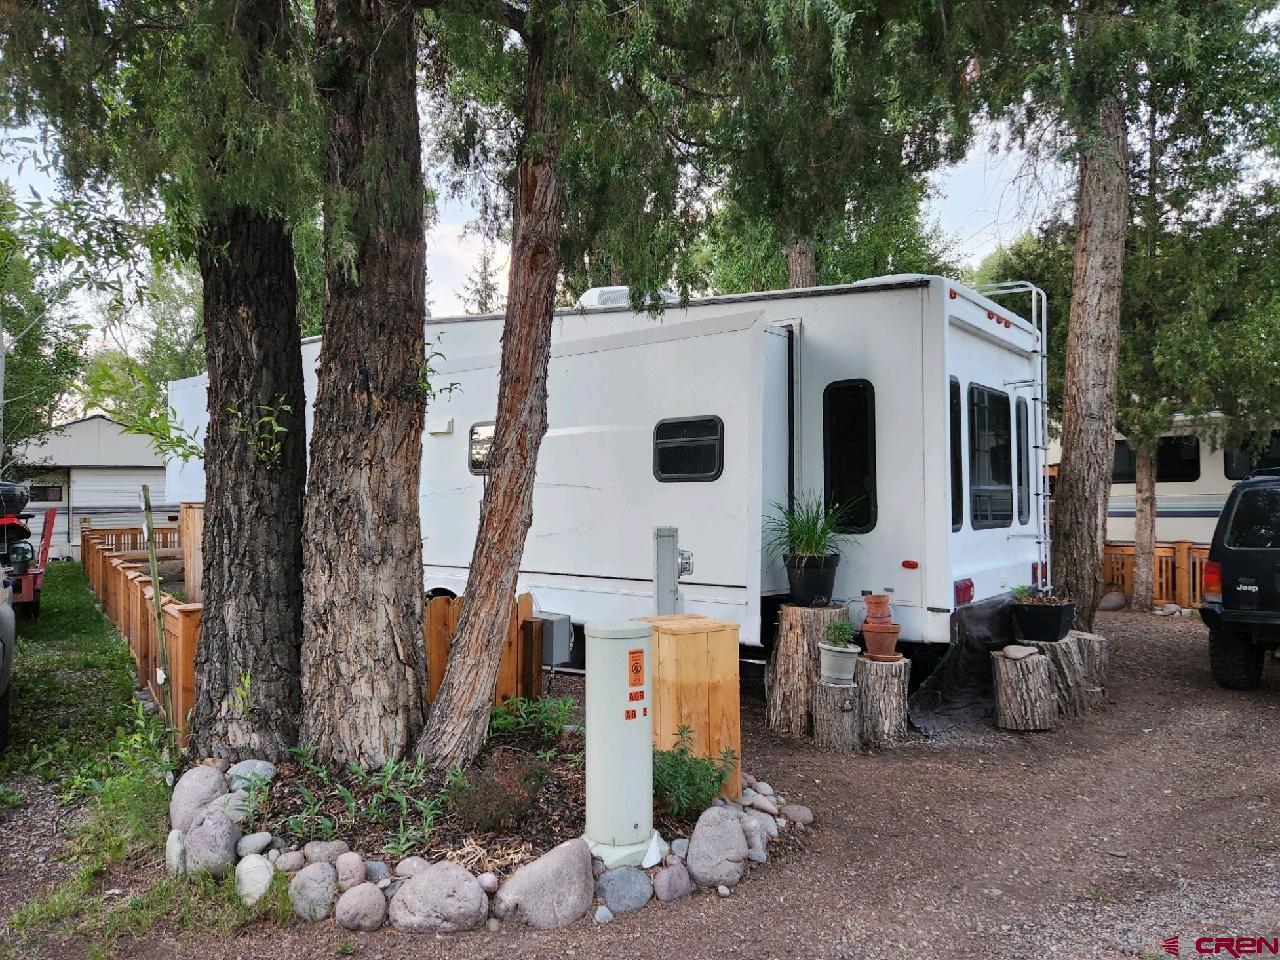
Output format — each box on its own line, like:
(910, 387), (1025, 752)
(165, 274), (1047, 647)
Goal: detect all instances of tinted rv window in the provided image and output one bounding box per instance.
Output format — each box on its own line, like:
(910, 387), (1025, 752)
(969, 385), (1013, 529)
(823, 380), (876, 533)
(1112, 440), (1137, 484)
(1226, 487), (1280, 549)
(1225, 431), (1280, 480)
(29, 485), (62, 502)
(1114, 436), (1201, 483)
(950, 378), (963, 531)
(469, 422), (495, 475)
(1016, 397), (1030, 525)
(653, 416), (724, 481)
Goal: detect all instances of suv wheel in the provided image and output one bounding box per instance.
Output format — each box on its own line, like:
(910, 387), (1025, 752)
(1209, 628), (1266, 690)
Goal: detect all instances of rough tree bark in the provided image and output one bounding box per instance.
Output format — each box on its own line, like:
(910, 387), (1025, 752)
(991, 652), (1057, 731)
(301, 0), (427, 767)
(854, 655), (911, 749)
(1051, 98), (1129, 631)
(188, 1), (306, 763)
(1131, 444), (1157, 611)
(786, 236), (817, 288)
(416, 26), (563, 771)
(767, 604), (845, 738)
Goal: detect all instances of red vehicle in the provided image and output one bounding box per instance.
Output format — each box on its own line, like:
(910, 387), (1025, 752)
(0, 483), (55, 619)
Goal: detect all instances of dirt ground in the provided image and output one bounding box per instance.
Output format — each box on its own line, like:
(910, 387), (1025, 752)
(19, 611), (1280, 959)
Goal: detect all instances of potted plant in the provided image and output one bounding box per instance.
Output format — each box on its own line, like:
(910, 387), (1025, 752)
(764, 494), (854, 607)
(819, 619), (860, 683)
(1010, 586), (1076, 643)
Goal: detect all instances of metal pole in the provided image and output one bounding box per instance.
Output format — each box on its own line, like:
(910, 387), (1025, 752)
(654, 526), (679, 616)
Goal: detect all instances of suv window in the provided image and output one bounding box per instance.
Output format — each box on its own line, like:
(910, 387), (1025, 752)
(1226, 486), (1280, 549)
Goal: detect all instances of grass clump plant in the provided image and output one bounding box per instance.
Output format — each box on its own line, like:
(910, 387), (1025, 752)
(764, 493), (855, 560)
(488, 696), (576, 742)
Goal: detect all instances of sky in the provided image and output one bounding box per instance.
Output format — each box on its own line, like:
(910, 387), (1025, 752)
(3, 126), (1068, 320)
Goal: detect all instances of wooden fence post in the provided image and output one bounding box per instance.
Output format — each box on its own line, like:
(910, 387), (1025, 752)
(1174, 540), (1193, 609)
(180, 503), (204, 603)
(163, 602), (201, 745)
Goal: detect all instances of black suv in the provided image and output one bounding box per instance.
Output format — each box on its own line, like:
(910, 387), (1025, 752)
(1201, 471), (1280, 689)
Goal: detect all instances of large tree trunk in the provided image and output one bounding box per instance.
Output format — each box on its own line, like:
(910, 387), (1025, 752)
(786, 236), (817, 287)
(417, 30), (563, 771)
(187, 0), (307, 763)
(1051, 98), (1129, 631)
(301, 0), (427, 768)
(1131, 444), (1156, 612)
(189, 208), (306, 761)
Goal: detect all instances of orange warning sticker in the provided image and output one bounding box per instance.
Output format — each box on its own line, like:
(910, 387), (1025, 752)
(628, 649), (645, 687)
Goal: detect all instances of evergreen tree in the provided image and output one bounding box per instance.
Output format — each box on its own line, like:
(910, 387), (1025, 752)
(460, 239), (504, 314)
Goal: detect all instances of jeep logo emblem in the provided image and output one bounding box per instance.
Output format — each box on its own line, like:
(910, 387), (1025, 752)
(1237, 583), (1260, 593)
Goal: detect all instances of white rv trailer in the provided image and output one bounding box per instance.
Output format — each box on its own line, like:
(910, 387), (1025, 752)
(166, 274), (1049, 646)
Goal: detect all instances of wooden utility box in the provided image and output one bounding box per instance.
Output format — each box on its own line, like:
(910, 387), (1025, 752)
(640, 614), (741, 798)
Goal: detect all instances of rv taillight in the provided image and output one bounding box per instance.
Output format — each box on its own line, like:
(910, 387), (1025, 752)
(954, 578), (974, 607)
(1203, 561), (1222, 604)
(1031, 562), (1040, 586)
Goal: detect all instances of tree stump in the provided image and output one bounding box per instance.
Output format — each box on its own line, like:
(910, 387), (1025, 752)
(812, 681), (860, 753)
(1028, 636), (1090, 719)
(854, 656), (910, 749)
(1070, 629), (1109, 711)
(991, 652), (1057, 731)
(767, 604), (846, 738)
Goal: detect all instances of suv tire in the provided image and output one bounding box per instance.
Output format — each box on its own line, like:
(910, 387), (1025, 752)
(1209, 628), (1266, 690)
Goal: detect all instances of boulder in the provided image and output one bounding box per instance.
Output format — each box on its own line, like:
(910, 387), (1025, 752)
(670, 838), (689, 860)
(237, 831), (273, 858)
(304, 839), (350, 864)
(335, 851), (365, 892)
(652, 862), (692, 902)
(738, 813), (766, 856)
(780, 804), (813, 826)
(1098, 591), (1127, 612)
(477, 871), (499, 895)
(364, 860), (392, 883)
(165, 829), (186, 877)
(493, 838), (594, 930)
(235, 854), (275, 907)
(595, 867), (652, 914)
(745, 808), (779, 840)
(395, 855), (430, 877)
(336, 882), (387, 932)
(686, 807), (748, 888)
(754, 782), (774, 797)
(1002, 644), (1038, 661)
(204, 789), (251, 825)
(747, 847), (767, 863)
(227, 759), (277, 791)
(290, 862), (337, 921)
(170, 765), (228, 832)
(750, 794), (779, 816)
(594, 905), (614, 924)
(276, 851), (305, 872)
(388, 861), (488, 933)
(185, 810), (240, 879)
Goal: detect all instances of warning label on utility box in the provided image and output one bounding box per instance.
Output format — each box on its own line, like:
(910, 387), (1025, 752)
(628, 649), (645, 687)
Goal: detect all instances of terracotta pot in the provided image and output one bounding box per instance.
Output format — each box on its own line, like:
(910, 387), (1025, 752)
(861, 621), (901, 660)
(864, 594), (893, 623)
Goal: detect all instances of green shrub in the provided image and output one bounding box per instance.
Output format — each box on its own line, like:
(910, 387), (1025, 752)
(488, 696), (576, 742)
(653, 726), (736, 820)
(444, 759), (548, 833)
(825, 620), (855, 647)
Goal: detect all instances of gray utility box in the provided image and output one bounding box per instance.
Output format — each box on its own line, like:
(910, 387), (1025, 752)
(533, 611), (573, 667)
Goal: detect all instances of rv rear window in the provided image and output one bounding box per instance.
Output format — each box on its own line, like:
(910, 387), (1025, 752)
(969, 384), (1013, 529)
(469, 422), (495, 476)
(1226, 486), (1280, 549)
(653, 416), (724, 482)
(823, 380), (876, 533)
(1016, 397), (1030, 525)
(950, 378), (963, 531)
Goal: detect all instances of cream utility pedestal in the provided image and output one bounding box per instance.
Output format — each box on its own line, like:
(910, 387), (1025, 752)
(583, 620), (667, 868)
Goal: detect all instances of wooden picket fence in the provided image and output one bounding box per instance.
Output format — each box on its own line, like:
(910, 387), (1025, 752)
(1101, 539), (1210, 608)
(81, 523), (539, 744)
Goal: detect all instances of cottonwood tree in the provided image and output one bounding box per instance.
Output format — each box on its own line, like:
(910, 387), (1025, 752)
(299, 0), (430, 767)
(415, 0), (714, 770)
(1, 0), (318, 759)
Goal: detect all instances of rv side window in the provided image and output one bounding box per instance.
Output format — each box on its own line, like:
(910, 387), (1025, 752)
(1112, 440), (1137, 483)
(1225, 430), (1280, 480)
(653, 416), (724, 482)
(1016, 397), (1030, 525)
(968, 384), (1013, 529)
(950, 378), (963, 531)
(469, 422), (495, 476)
(28, 485), (62, 502)
(1114, 436), (1201, 484)
(823, 380), (876, 533)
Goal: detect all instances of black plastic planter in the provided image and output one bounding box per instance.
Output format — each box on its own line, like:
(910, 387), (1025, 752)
(785, 553), (840, 607)
(1012, 601), (1076, 643)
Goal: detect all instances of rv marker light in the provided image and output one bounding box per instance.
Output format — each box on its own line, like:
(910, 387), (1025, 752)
(949, 289), (957, 299)
(901, 560), (919, 569)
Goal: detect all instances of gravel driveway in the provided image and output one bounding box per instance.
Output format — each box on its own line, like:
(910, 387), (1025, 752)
(32, 611), (1280, 959)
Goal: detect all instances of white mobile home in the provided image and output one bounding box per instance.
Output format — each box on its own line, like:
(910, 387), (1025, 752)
(13, 415), (176, 560)
(167, 275), (1048, 647)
